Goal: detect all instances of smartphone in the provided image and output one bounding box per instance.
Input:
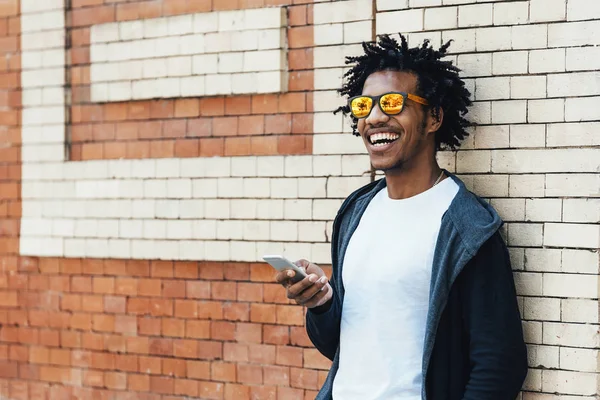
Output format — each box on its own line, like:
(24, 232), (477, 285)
(262, 255), (308, 284)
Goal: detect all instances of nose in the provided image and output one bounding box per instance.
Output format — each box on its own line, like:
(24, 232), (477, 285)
(365, 101), (390, 126)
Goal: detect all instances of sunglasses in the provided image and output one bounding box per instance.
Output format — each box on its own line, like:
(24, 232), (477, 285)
(348, 92), (429, 119)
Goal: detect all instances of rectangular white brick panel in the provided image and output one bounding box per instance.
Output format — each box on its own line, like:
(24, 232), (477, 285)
(530, 0), (566, 23)
(543, 322), (600, 348)
(548, 20), (600, 47)
(314, 0), (373, 25)
(543, 223), (599, 249)
(491, 149), (599, 173)
(377, 9), (424, 34)
(546, 174), (599, 197)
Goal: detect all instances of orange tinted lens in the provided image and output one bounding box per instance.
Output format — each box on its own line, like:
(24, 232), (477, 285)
(350, 97), (373, 118)
(380, 93), (404, 115)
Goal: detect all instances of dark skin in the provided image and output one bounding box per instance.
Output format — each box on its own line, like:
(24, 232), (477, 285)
(276, 69), (445, 309)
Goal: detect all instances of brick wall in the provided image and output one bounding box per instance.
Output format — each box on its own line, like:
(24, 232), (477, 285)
(1, 0), (599, 399)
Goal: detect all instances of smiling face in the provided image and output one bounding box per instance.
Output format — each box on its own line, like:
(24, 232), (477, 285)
(357, 70), (437, 173)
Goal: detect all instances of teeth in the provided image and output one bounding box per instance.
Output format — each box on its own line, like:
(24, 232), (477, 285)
(370, 132), (399, 144)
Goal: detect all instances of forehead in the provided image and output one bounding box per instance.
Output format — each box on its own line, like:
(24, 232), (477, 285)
(361, 70), (418, 96)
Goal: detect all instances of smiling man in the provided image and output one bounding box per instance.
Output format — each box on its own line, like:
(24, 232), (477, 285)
(275, 34), (528, 399)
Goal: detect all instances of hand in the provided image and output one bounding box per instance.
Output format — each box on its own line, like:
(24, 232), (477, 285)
(275, 259), (333, 309)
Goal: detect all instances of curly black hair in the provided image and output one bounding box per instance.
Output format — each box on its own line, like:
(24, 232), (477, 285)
(335, 33), (472, 151)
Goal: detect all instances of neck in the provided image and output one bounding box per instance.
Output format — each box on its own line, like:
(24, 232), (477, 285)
(384, 154), (444, 200)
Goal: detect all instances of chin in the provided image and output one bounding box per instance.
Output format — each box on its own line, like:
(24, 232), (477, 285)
(369, 155), (403, 172)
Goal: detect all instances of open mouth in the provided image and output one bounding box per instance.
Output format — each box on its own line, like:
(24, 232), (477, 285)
(368, 132), (400, 147)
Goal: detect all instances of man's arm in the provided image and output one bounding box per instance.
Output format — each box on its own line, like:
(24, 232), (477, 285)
(305, 286), (342, 361)
(460, 232), (528, 399)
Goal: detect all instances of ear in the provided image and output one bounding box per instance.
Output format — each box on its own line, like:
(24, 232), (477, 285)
(426, 106), (444, 135)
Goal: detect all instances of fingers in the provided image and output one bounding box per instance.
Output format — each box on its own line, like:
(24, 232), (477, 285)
(287, 273), (324, 299)
(292, 275), (329, 305)
(303, 283), (333, 309)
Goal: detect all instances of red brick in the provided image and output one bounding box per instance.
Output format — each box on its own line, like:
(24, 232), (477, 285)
(276, 305), (304, 326)
(223, 302), (250, 322)
(61, 294), (81, 311)
(29, 346), (49, 364)
(10, 344), (28, 362)
(264, 325), (290, 345)
(149, 299), (173, 317)
(250, 136), (278, 155)
(174, 378), (198, 397)
(81, 143), (103, 159)
(197, 340), (223, 360)
(162, 318), (185, 338)
(212, 281), (237, 300)
(150, 100), (175, 119)
(139, 356), (161, 374)
(114, 315), (137, 334)
(250, 303), (277, 323)
(278, 387), (304, 400)
(187, 0), (212, 12)
(225, 383), (251, 400)
(276, 346), (303, 367)
(139, 317), (161, 336)
(138, 279), (161, 297)
(106, 334), (127, 354)
(288, 26), (313, 48)
(174, 338), (198, 359)
(162, 280), (186, 299)
(200, 97), (225, 116)
(115, 354), (137, 372)
(237, 115), (264, 136)
(198, 301), (224, 320)
(237, 363), (262, 385)
(128, 101), (150, 120)
(71, 276), (91, 293)
(278, 135), (311, 154)
(213, 117), (238, 136)
(129, 373), (150, 392)
(105, 371), (126, 390)
(70, 312), (92, 330)
(186, 281), (210, 299)
(175, 99), (200, 117)
(199, 137), (224, 156)
(200, 262), (224, 280)
(175, 138), (200, 157)
(93, 277), (114, 294)
(150, 376), (174, 395)
(263, 365), (289, 386)
(263, 283), (289, 304)
(175, 262), (199, 279)
(82, 332), (104, 351)
(92, 314), (114, 332)
(162, 358), (186, 378)
(279, 93), (306, 113)
(104, 141), (128, 159)
(151, 261), (174, 278)
(71, 5), (115, 27)
(104, 296), (126, 313)
(212, 362), (236, 382)
(138, 120), (163, 139)
(92, 123), (116, 141)
(250, 263), (277, 282)
(292, 113), (313, 134)
(211, 321), (235, 341)
(290, 326), (312, 347)
(186, 360), (210, 380)
(174, 300), (197, 319)
(186, 320), (210, 339)
(115, 122), (138, 140)
(127, 260), (150, 277)
(187, 118), (212, 137)
(127, 336), (149, 355)
(250, 385), (277, 400)
(223, 342), (249, 363)
(113, 277), (136, 296)
(83, 370), (104, 387)
(104, 102), (128, 121)
(71, 350), (91, 368)
(81, 295), (104, 313)
(225, 96), (251, 115)
(128, 298), (149, 315)
(303, 348), (332, 370)
(149, 338), (173, 357)
(224, 137), (251, 156)
(91, 353), (115, 370)
(60, 331), (81, 349)
(199, 381), (224, 399)
(235, 323), (262, 344)
(126, 141), (151, 158)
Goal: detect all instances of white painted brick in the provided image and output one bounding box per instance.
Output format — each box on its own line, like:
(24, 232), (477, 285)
(456, 53), (492, 77)
(179, 240), (205, 261)
(493, 149), (598, 173)
(244, 50), (283, 72)
(96, 220), (119, 238)
(257, 156), (284, 177)
(167, 56), (192, 77)
(563, 199), (599, 223)
(143, 220), (166, 239)
(512, 24), (548, 50)
(313, 134), (367, 155)
(63, 238), (85, 258)
(491, 100), (527, 124)
(531, 0), (566, 22)
(192, 179), (218, 198)
(314, 0), (373, 25)
(327, 177), (368, 198)
(257, 29), (284, 50)
(412, 0), (441, 7)
(314, 24), (343, 46)
(144, 17), (169, 38)
(566, 46), (600, 71)
(562, 248), (597, 274)
(217, 220), (243, 240)
(548, 72), (600, 97)
(313, 155), (342, 177)
(270, 221), (298, 242)
(108, 239), (130, 259)
(299, 221), (327, 242)
(219, 51), (243, 72)
(523, 297), (560, 321)
(508, 223), (543, 246)
(144, 180), (167, 198)
(271, 178), (299, 199)
(468, 101), (491, 124)
(511, 76), (546, 99)
(243, 221), (270, 241)
(561, 299), (598, 323)
(377, 9), (424, 34)
(282, 243), (313, 265)
(313, 90), (343, 113)
(474, 125), (508, 149)
(92, 23), (119, 44)
(529, 48), (565, 74)
(313, 199), (343, 220)
(377, 0), (408, 11)
(472, 174), (509, 197)
(314, 68), (344, 91)
(560, 348), (598, 374)
(424, 7), (457, 30)
(456, 151), (491, 173)
(565, 96), (600, 121)
(442, 29), (475, 53)
(52, 219), (74, 237)
(313, 112), (343, 134)
(525, 248), (561, 272)
(284, 199), (313, 220)
(475, 77), (509, 100)
(568, 0), (600, 21)
(458, 4), (492, 27)
(528, 345), (559, 369)
(231, 30), (259, 51)
(256, 71), (284, 94)
(192, 220), (217, 240)
(513, 271), (543, 296)
(298, 178), (327, 199)
(179, 200), (204, 219)
(119, 20), (144, 41)
(509, 248), (525, 271)
(314, 45), (346, 69)
(86, 239), (109, 258)
(256, 200), (284, 220)
(522, 321), (543, 344)
(542, 370), (597, 396)
(525, 199), (562, 222)
(168, 14), (193, 36)
(549, 21), (600, 47)
(230, 199), (257, 220)
(493, 1), (528, 26)
(407, 32), (442, 49)
(546, 174), (599, 197)
(231, 157), (257, 177)
(193, 12), (218, 33)
(120, 220), (143, 239)
(206, 241), (231, 261)
(547, 122), (600, 147)
(192, 54), (218, 75)
(475, 27), (511, 51)
(244, 7), (285, 31)
(493, 51), (528, 75)
(544, 223), (599, 249)
(156, 200), (179, 219)
(285, 156), (313, 177)
(204, 199), (229, 218)
(218, 178), (243, 198)
(231, 72), (258, 95)
(243, 178), (270, 198)
(341, 155), (370, 176)
(343, 21), (371, 44)
(489, 198), (524, 221)
(205, 74), (232, 96)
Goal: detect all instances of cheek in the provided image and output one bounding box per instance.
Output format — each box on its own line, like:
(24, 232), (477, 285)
(357, 119), (366, 135)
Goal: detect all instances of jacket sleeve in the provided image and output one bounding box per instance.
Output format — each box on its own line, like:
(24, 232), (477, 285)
(305, 281), (342, 361)
(460, 232), (529, 400)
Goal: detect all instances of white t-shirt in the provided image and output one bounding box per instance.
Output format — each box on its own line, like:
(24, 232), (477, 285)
(332, 177), (459, 400)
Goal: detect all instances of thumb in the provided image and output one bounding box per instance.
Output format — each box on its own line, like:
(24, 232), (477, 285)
(294, 259), (311, 269)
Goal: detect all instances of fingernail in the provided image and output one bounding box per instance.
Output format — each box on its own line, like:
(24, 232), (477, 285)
(320, 277), (327, 284)
(287, 270), (294, 277)
(309, 275), (317, 283)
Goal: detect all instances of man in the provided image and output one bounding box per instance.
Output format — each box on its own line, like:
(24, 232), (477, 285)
(275, 34), (528, 399)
